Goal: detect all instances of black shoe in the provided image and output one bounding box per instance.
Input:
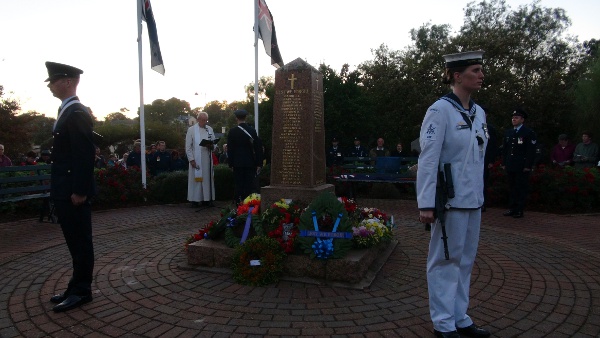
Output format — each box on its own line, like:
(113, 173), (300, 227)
(456, 324), (491, 338)
(433, 330), (460, 338)
(50, 293), (68, 304)
(512, 211), (524, 218)
(191, 202), (199, 208)
(503, 210), (515, 216)
(52, 294), (92, 312)
(425, 223), (431, 231)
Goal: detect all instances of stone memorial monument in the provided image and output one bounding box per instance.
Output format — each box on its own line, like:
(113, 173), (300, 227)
(261, 58), (334, 208)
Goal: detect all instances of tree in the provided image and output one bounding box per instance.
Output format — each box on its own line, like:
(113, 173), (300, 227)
(574, 54), (600, 134)
(140, 97), (191, 124)
(104, 112), (129, 122)
(454, 0), (580, 146)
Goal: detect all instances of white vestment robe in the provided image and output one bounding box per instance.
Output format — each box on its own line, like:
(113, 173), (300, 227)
(185, 123), (215, 202)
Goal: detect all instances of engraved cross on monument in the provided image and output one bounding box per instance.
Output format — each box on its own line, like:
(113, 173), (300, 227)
(261, 58), (334, 209)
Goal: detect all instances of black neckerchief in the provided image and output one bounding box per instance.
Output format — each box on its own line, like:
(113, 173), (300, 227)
(441, 92), (477, 130)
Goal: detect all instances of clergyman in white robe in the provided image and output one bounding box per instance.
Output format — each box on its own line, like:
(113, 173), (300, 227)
(185, 116), (215, 203)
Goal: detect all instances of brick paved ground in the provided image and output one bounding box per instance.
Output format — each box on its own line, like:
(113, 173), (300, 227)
(0, 200), (598, 337)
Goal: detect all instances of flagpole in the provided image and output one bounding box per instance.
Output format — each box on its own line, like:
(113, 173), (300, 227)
(253, 0), (259, 136)
(137, 0), (148, 187)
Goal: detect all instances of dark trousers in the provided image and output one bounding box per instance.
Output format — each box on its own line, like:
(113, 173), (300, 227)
(54, 199), (94, 296)
(507, 170), (530, 213)
(233, 167), (257, 204)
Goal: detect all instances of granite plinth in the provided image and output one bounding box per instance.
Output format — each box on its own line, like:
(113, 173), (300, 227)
(186, 238), (397, 286)
(260, 184), (334, 211)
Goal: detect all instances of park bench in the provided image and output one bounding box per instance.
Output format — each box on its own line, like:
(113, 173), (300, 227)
(333, 156), (418, 198)
(0, 164), (56, 223)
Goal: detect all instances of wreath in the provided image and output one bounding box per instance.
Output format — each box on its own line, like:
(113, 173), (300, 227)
(231, 236), (285, 286)
(224, 212), (264, 248)
(296, 192), (353, 259)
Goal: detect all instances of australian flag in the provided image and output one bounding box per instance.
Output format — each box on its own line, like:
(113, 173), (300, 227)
(257, 0), (284, 69)
(141, 0), (165, 75)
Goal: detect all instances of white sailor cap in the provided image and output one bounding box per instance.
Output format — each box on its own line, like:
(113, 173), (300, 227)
(443, 50), (485, 68)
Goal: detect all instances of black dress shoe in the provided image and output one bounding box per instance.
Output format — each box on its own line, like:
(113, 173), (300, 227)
(503, 210), (515, 216)
(50, 293), (68, 304)
(52, 294), (92, 312)
(433, 329), (460, 338)
(456, 324), (491, 338)
(512, 211), (524, 218)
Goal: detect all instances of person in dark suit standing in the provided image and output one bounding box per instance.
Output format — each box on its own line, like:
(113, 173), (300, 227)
(227, 109), (263, 204)
(502, 108), (536, 218)
(45, 61), (96, 312)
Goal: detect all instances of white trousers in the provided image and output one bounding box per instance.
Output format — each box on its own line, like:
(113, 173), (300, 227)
(427, 209), (481, 332)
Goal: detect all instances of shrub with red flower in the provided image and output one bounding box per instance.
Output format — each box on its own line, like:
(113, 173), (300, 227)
(94, 165), (148, 207)
(488, 164), (599, 213)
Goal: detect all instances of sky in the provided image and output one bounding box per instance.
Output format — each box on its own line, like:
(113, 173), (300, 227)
(1, 0), (598, 121)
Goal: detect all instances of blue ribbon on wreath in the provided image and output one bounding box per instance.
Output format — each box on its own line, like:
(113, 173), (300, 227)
(240, 206), (254, 244)
(311, 211), (343, 259)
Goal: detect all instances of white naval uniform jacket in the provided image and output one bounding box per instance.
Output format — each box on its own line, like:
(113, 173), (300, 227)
(417, 96), (487, 210)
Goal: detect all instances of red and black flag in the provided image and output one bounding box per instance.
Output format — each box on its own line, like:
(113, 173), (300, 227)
(257, 0), (284, 69)
(141, 0), (165, 75)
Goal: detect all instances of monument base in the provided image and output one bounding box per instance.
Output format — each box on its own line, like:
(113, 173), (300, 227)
(260, 184), (334, 211)
(184, 238), (397, 289)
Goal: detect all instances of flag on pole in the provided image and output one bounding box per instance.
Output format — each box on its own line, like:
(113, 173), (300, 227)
(141, 0), (165, 75)
(257, 0), (284, 68)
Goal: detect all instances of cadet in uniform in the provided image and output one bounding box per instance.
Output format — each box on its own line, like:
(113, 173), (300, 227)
(417, 51), (491, 338)
(347, 136), (368, 158)
(326, 137), (344, 168)
(45, 61), (96, 312)
(502, 108), (536, 218)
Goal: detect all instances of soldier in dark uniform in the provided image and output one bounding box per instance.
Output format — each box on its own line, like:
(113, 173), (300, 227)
(227, 109), (264, 204)
(326, 137), (344, 167)
(347, 136), (369, 157)
(45, 61), (96, 312)
(502, 108), (536, 218)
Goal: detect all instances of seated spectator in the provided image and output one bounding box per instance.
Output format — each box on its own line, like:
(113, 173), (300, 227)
(171, 150), (186, 171)
(326, 138), (344, 167)
(94, 146), (106, 168)
(390, 143), (409, 157)
(369, 137), (390, 164)
(347, 136), (368, 158)
(573, 131), (599, 169)
(0, 144), (14, 167)
(550, 134), (575, 167)
(22, 151), (38, 166)
(39, 150), (52, 164)
(107, 154), (118, 166)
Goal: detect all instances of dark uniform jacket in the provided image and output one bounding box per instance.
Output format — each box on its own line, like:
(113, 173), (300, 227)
(150, 151), (171, 175)
(502, 125), (537, 172)
(227, 123), (264, 168)
(50, 97), (96, 200)
(326, 146), (344, 167)
(126, 150), (142, 168)
(347, 145), (368, 158)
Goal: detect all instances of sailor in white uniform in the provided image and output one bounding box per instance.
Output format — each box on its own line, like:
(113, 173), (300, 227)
(416, 51), (491, 338)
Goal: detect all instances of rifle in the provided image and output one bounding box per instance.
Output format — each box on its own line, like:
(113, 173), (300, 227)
(435, 163), (455, 260)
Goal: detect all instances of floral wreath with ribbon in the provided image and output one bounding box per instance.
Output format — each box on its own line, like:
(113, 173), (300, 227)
(296, 192), (353, 259)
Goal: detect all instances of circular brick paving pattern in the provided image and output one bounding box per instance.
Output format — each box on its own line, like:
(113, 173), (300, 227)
(1, 201), (599, 337)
